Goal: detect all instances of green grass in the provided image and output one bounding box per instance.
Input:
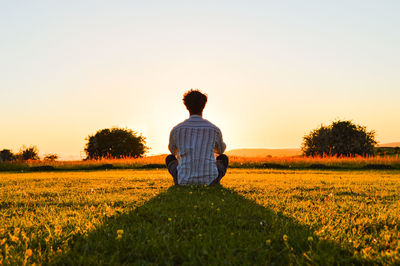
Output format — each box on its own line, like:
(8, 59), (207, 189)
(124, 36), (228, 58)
(0, 169), (399, 264)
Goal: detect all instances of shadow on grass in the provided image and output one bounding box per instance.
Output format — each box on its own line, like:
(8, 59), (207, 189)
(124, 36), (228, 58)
(52, 186), (366, 265)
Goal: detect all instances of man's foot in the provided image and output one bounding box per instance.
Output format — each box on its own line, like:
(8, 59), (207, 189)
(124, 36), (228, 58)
(165, 154), (177, 166)
(216, 154), (229, 168)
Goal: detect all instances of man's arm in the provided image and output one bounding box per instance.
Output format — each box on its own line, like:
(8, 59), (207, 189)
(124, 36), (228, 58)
(214, 128), (226, 155)
(168, 129), (177, 155)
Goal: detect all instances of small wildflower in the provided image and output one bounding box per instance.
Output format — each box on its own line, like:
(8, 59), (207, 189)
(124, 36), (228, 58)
(266, 239), (271, 246)
(14, 228), (21, 235)
(198, 234), (202, 237)
(10, 235), (19, 242)
(308, 236), (313, 242)
(116, 229), (124, 240)
(25, 249), (33, 258)
(221, 199), (224, 202)
(189, 192), (192, 195)
(283, 234), (288, 241)
(168, 218), (172, 221)
(1, 238), (6, 245)
(21, 231), (29, 242)
(216, 208), (220, 212)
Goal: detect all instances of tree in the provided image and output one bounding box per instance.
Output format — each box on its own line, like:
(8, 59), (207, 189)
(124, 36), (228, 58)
(302, 120), (377, 157)
(0, 149), (15, 162)
(85, 128), (148, 159)
(18, 146), (40, 160)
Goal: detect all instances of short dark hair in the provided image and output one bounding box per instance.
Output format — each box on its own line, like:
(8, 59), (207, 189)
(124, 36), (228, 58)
(183, 89), (208, 114)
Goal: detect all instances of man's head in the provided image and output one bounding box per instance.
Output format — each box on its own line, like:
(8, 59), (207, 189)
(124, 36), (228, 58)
(183, 89), (208, 115)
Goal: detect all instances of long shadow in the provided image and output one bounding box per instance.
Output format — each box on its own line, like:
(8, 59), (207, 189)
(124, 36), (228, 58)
(53, 186), (367, 265)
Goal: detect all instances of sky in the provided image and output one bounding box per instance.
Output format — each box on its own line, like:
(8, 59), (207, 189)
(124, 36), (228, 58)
(1, 1), (399, 159)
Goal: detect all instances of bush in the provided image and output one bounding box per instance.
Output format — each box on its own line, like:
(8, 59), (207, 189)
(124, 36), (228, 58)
(302, 120), (377, 157)
(44, 154), (58, 161)
(85, 128), (149, 160)
(17, 146), (40, 161)
(375, 147), (400, 156)
(0, 149), (15, 162)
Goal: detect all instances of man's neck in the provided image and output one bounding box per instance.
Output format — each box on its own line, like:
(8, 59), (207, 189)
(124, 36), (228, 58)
(190, 113), (202, 117)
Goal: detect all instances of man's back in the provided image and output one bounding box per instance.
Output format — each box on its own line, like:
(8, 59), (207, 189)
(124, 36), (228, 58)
(169, 115), (226, 185)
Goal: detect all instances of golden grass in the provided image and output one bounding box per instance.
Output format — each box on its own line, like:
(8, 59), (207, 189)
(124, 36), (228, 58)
(229, 154), (400, 167)
(1, 154), (400, 171)
(0, 169), (399, 264)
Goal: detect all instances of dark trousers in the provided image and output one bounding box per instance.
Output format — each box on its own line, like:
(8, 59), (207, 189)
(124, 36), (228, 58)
(165, 154), (229, 185)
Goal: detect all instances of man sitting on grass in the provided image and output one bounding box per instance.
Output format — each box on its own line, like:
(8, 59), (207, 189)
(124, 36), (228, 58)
(166, 89), (228, 186)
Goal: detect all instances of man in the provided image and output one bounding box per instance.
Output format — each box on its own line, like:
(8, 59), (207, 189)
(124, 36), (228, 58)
(166, 89), (229, 186)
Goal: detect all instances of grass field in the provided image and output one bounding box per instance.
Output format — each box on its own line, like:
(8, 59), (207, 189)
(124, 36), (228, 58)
(1, 154), (400, 172)
(1, 169), (399, 264)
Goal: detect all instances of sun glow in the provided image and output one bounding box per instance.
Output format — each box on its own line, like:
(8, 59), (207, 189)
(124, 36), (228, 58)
(1, 2), (399, 159)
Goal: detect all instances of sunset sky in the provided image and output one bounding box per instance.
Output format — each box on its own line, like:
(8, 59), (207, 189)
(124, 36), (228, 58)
(1, 1), (399, 159)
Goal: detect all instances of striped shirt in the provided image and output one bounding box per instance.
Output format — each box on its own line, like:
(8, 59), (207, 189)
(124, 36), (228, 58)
(168, 115), (226, 185)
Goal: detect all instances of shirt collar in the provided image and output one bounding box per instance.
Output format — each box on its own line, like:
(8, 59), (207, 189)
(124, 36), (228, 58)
(189, 115), (203, 120)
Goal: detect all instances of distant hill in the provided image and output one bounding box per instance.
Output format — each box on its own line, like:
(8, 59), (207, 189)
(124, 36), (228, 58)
(377, 142), (400, 147)
(226, 148), (302, 157)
